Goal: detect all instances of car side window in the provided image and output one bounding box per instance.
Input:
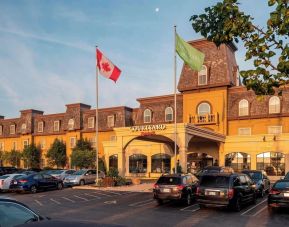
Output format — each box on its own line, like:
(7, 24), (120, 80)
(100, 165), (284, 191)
(239, 175), (247, 185)
(92, 170), (96, 175)
(0, 202), (38, 226)
(233, 177), (241, 187)
(182, 177), (187, 185)
(67, 170), (74, 174)
(43, 174), (52, 179)
(244, 175), (252, 184)
(33, 175), (43, 180)
(86, 170), (93, 175)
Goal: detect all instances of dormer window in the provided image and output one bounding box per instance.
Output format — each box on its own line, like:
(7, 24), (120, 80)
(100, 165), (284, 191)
(269, 96), (280, 114)
(68, 119), (75, 130)
(198, 65), (207, 85)
(10, 124), (15, 135)
(239, 99), (249, 116)
(53, 121), (60, 132)
(144, 109), (152, 123)
(165, 107), (173, 122)
(107, 115), (115, 128)
(38, 121), (44, 133)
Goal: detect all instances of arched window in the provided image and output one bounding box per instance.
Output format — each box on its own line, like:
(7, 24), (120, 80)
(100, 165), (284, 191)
(144, 109), (151, 123)
(239, 99), (249, 116)
(165, 107), (173, 122)
(269, 96), (280, 114)
(68, 119), (74, 130)
(151, 154), (171, 173)
(225, 152), (251, 172)
(257, 152), (285, 176)
(109, 154), (118, 169)
(197, 103), (211, 115)
(129, 154), (147, 173)
(198, 65), (207, 85)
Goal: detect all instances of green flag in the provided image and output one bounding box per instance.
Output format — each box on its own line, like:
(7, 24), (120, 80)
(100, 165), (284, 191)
(176, 33), (205, 71)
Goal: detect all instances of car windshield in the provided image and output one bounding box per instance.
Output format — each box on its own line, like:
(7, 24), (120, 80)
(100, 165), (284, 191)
(200, 175), (230, 188)
(274, 181), (289, 189)
(51, 170), (64, 174)
(157, 177), (181, 185)
(73, 170), (87, 175)
(244, 172), (262, 179)
(0, 175), (10, 179)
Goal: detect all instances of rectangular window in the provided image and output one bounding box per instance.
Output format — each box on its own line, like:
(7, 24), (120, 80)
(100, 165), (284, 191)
(88, 117), (95, 129)
(89, 137), (96, 148)
(268, 126), (282, 135)
(0, 125), (2, 136)
(23, 140), (29, 149)
(198, 74), (207, 85)
(38, 122), (44, 133)
(10, 124), (15, 135)
(12, 141), (17, 150)
(70, 137), (76, 148)
(238, 128), (251, 136)
(40, 140), (46, 149)
(107, 115), (115, 127)
(0, 142), (4, 151)
(53, 121), (60, 132)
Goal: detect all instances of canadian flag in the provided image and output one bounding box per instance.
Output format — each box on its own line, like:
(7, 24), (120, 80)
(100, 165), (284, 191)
(96, 49), (121, 82)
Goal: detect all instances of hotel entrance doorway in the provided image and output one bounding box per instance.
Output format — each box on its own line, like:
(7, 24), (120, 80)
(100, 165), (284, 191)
(187, 153), (214, 174)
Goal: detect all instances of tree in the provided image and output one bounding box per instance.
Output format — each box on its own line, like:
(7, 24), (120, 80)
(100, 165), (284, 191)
(4, 150), (22, 167)
(22, 144), (41, 168)
(190, 0), (289, 95)
(46, 139), (67, 168)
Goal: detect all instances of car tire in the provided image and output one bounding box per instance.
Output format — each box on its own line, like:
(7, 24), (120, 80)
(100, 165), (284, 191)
(79, 180), (85, 186)
(57, 183), (63, 190)
(234, 198), (241, 212)
(156, 199), (163, 205)
(30, 185), (37, 194)
(185, 193), (192, 206)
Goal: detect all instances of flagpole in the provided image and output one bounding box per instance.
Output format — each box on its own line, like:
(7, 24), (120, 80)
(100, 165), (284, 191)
(174, 25), (177, 174)
(95, 46), (99, 184)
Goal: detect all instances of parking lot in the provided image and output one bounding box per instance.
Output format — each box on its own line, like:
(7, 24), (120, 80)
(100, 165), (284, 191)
(4, 186), (289, 227)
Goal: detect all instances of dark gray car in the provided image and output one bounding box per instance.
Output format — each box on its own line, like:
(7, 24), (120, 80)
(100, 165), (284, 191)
(242, 170), (270, 197)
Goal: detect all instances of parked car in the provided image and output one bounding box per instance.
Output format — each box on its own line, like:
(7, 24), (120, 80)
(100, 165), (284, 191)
(195, 166), (234, 179)
(153, 173), (199, 205)
(0, 198), (46, 226)
(63, 169), (105, 187)
(197, 173), (256, 211)
(49, 169), (76, 180)
(0, 173), (26, 192)
(9, 173), (63, 193)
(242, 170), (270, 197)
(283, 172), (289, 180)
(268, 179), (289, 212)
(0, 166), (18, 176)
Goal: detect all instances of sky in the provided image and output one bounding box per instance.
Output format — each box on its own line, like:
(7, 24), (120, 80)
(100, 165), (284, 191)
(0, 0), (271, 118)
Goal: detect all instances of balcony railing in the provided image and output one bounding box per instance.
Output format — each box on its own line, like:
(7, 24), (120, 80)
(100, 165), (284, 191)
(190, 113), (219, 125)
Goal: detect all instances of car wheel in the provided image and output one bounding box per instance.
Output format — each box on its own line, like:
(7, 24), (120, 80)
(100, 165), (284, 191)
(156, 199), (163, 205)
(57, 183), (63, 190)
(30, 185), (37, 194)
(79, 180), (85, 186)
(234, 198), (241, 212)
(185, 193), (192, 206)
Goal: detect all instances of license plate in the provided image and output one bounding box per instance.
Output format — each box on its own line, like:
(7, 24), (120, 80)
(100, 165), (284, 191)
(14, 182), (17, 185)
(284, 193), (289, 197)
(163, 188), (170, 193)
(206, 191), (217, 196)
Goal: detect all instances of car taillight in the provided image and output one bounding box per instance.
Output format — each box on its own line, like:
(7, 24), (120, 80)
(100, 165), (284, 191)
(228, 189), (234, 199)
(196, 187), (200, 196)
(153, 184), (159, 189)
(19, 179), (28, 183)
(269, 189), (280, 195)
(177, 185), (184, 191)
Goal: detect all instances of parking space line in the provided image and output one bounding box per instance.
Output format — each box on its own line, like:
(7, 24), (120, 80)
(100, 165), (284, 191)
(34, 200), (43, 206)
(84, 193), (101, 199)
(62, 197), (75, 203)
(133, 201), (156, 207)
(180, 204), (199, 211)
(92, 191), (112, 197)
(74, 195), (89, 201)
(241, 199), (267, 216)
(252, 206), (267, 216)
(128, 199), (154, 207)
(50, 198), (61, 205)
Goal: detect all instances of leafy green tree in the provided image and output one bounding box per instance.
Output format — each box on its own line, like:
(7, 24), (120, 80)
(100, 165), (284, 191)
(46, 139), (67, 168)
(22, 144), (41, 168)
(71, 149), (96, 169)
(0, 150), (5, 166)
(4, 150), (22, 167)
(191, 0), (289, 95)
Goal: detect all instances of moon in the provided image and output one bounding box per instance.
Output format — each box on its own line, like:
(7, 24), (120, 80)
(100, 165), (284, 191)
(155, 8), (159, 12)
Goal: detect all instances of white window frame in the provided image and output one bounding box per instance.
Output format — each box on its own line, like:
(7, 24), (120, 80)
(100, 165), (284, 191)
(38, 121), (44, 133)
(23, 140), (29, 149)
(197, 103), (211, 115)
(107, 115), (115, 128)
(238, 128), (251, 136)
(53, 121), (60, 132)
(198, 65), (208, 85)
(165, 107), (173, 122)
(268, 126), (282, 135)
(144, 109), (152, 123)
(70, 137), (76, 148)
(269, 96), (280, 114)
(10, 124), (16, 135)
(239, 99), (249, 116)
(88, 117), (95, 129)
(0, 125), (3, 136)
(68, 119), (75, 130)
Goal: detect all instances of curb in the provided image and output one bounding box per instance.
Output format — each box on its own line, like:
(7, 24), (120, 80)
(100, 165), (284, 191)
(71, 183), (153, 192)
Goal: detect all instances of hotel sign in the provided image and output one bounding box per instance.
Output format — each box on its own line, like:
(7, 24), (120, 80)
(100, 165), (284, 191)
(130, 124), (166, 132)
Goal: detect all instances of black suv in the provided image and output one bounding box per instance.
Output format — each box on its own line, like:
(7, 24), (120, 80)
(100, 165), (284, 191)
(153, 174), (199, 205)
(195, 166), (234, 179)
(242, 170), (270, 197)
(197, 173), (256, 211)
(0, 167), (18, 176)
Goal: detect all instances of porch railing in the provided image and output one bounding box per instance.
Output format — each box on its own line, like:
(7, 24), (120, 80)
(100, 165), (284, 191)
(190, 113), (219, 125)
